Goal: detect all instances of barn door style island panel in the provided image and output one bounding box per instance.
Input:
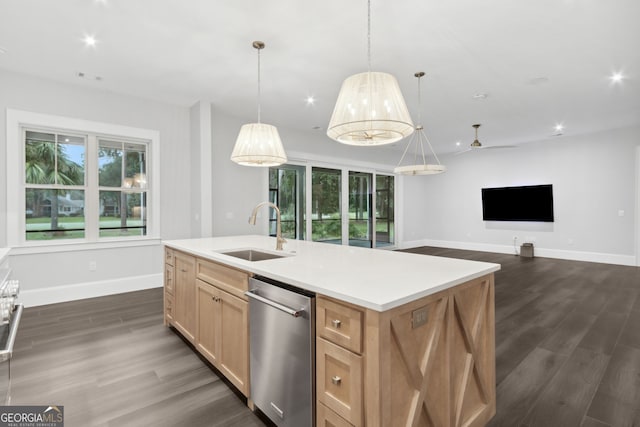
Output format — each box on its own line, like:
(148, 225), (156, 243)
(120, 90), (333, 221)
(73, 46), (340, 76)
(164, 235), (500, 427)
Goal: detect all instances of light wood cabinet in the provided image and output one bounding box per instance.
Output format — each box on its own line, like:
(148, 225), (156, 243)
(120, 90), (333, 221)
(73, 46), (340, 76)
(317, 337), (363, 426)
(217, 286), (249, 394)
(317, 297), (365, 427)
(317, 274), (495, 427)
(196, 279), (220, 365)
(195, 277), (250, 395)
(172, 251), (197, 343)
(317, 402), (354, 427)
(163, 248), (175, 326)
(164, 249), (251, 398)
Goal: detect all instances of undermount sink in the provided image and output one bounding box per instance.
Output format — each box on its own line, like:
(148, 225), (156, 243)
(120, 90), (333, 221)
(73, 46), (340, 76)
(220, 249), (289, 262)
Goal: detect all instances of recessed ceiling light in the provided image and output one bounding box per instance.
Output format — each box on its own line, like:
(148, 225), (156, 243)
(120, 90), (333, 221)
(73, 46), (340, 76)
(472, 93), (488, 100)
(554, 123), (564, 133)
(455, 141), (461, 147)
(610, 71), (624, 83)
(306, 96), (315, 105)
(83, 34), (97, 48)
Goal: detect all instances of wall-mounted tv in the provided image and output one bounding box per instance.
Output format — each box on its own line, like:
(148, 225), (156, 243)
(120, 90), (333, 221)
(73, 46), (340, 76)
(482, 184), (554, 222)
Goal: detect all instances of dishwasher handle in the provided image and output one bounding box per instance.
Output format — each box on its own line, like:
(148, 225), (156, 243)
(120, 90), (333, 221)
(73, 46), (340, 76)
(245, 290), (305, 318)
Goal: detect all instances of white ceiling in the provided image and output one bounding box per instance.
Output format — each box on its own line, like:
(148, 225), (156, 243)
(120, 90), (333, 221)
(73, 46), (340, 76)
(1, 0), (638, 154)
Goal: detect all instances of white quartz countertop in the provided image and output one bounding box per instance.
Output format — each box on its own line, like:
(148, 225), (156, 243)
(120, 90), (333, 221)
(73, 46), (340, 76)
(164, 235), (501, 312)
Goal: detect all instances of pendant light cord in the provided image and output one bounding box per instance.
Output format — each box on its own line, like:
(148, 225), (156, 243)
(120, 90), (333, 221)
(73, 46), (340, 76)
(257, 46), (261, 124)
(367, 0), (373, 132)
(367, 0), (371, 72)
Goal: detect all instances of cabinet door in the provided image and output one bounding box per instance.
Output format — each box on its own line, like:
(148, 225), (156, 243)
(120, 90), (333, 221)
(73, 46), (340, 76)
(196, 280), (220, 366)
(218, 291), (249, 396)
(173, 252), (196, 342)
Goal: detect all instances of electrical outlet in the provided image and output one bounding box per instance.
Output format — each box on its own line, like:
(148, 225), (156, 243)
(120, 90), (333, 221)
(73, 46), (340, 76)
(411, 306), (429, 329)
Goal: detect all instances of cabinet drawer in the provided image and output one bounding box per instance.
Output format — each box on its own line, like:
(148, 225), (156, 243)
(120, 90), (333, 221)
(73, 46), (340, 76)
(317, 297), (363, 354)
(196, 258), (249, 301)
(164, 264), (175, 295)
(317, 338), (363, 426)
(165, 248), (175, 266)
(317, 402), (354, 427)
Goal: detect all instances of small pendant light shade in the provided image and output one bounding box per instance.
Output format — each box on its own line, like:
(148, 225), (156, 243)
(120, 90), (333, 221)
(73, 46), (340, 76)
(231, 123), (287, 167)
(327, 71), (415, 145)
(393, 72), (446, 175)
(230, 40), (287, 167)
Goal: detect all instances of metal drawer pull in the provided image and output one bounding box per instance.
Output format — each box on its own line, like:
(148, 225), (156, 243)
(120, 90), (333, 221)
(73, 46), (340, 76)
(331, 319), (342, 328)
(245, 290), (304, 318)
(331, 375), (342, 386)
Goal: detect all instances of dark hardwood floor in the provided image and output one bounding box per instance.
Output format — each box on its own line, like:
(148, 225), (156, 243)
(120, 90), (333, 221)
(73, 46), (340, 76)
(9, 289), (263, 427)
(8, 248), (640, 426)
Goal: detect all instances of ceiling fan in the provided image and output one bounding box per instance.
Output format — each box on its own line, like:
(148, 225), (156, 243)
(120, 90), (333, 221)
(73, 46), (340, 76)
(455, 124), (516, 155)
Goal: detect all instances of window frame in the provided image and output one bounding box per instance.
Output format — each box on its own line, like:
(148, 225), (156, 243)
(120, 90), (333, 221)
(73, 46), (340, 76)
(6, 109), (160, 250)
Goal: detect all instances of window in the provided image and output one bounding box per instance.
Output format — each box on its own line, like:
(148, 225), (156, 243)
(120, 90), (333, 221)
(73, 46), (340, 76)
(25, 131), (86, 240)
(98, 139), (148, 237)
(7, 109), (160, 247)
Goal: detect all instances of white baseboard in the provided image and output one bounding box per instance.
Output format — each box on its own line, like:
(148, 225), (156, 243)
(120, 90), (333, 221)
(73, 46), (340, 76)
(18, 273), (163, 307)
(399, 239), (637, 267)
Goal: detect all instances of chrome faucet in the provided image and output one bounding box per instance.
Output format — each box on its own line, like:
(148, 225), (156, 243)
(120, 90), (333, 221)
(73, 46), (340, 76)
(249, 202), (286, 251)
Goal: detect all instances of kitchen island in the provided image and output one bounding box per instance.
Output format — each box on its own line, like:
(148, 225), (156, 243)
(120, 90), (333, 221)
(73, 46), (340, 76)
(163, 235), (500, 427)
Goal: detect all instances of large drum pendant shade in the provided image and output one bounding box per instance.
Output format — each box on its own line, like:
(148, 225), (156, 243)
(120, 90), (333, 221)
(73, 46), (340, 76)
(327, 71), (414, 146)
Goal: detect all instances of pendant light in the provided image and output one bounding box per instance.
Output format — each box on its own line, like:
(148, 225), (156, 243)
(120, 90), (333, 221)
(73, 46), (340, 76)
(231, 41), (287, 167)
(327, 0), (414, 146)
(394, 72), (446, 175)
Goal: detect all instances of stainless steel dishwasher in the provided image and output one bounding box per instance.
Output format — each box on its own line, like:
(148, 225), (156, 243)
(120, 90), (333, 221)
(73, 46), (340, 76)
(246, 276), (315, 427)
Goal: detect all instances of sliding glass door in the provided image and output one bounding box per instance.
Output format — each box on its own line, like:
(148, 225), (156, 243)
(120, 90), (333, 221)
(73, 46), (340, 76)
(270, 165), (394, 248)
(311, 168), (342, 244)
(268, 165), (305, 240)
(348, 171), (372, 248)
(375, 174), (394, 247)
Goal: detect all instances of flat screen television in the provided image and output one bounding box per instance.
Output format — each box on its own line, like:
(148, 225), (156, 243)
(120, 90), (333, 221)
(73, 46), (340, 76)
(482, 184), (554, 222)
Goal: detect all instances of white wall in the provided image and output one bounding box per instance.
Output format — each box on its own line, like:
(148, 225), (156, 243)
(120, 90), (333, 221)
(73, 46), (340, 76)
(401, 126), (639, 265)
(0, 69), (192, 305)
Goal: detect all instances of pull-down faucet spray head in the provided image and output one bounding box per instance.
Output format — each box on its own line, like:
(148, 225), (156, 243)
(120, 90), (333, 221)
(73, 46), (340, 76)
(249, 201), (286, 251)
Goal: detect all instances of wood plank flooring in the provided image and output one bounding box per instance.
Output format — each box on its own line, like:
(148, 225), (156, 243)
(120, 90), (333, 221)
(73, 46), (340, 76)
(7, 247), (639, 426)
(9, 289), (264, 427)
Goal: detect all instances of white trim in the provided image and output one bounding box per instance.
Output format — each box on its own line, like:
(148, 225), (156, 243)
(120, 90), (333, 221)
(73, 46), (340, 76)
(636, 146), (640, 266)
(6, 108), (161, 247)
(18, 273), (162, 307)
(9, 238), (161, 255)
(398, 239), (636, 267)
